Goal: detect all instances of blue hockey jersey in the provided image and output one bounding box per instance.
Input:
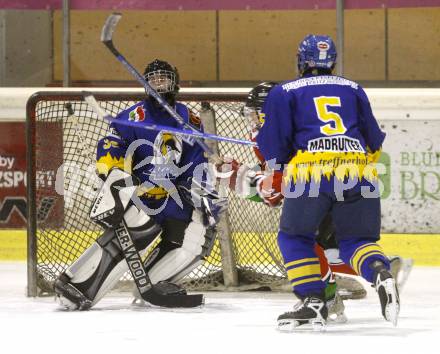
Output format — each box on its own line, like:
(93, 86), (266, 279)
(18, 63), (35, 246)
(96, 98), (207, 221)
(256, 75), (385, 189)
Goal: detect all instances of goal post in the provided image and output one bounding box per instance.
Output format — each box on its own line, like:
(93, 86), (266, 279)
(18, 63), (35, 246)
(26, 89), (287, 297)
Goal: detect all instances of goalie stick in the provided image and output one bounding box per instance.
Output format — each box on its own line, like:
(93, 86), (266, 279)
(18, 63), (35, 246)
(101, 13), (216, 157)
(83, 93), (256, 147)
(65, 103), (96, 163)
(114, 220), (204, 308)
(83, 94), (203, 308)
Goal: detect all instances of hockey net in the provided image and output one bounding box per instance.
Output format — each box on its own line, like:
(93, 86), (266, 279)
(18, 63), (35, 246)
(26, 90), (287, 296)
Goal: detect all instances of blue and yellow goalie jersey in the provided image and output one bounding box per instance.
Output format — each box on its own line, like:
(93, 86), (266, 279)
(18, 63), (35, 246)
(96, 98), (207, 205)
(256, 75), (385, 189)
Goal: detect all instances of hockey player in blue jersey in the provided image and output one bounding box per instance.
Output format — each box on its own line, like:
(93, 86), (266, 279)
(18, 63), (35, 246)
(54, 59), (223, 310)
(256, 35), (400, 329)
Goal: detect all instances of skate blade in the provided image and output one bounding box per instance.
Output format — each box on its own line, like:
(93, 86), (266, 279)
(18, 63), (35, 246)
(338, 289), (367, 300)
(384, 279), (400, 327)
(277, 319), (326, 332)
(131, 297), (146, 307)
(312, 319), (327, 331)
(131, 297), (163, 309)
(397, 258), (414, 291)
(277, 319), (303, 332)
(328, 312), (348, 324)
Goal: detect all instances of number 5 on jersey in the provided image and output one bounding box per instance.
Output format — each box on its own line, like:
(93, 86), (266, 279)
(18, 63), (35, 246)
(313, 96), (347, 136)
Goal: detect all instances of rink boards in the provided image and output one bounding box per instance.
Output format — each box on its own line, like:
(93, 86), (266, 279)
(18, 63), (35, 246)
(0, 229), (439, 265)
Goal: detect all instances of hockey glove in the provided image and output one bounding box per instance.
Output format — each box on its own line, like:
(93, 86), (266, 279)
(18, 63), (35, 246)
(214, 157), (283, 207)
(214, 157), (262, 199)
(255, 171), (284, 208)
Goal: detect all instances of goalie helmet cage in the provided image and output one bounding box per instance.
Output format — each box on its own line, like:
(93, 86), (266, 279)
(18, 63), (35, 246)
(26, 90), (288, 297)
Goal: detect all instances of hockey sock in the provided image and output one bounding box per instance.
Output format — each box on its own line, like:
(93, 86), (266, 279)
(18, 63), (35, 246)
(278, 231), (326, 298)
(313, 244), (337, 300)
(314, 244), (332, 281)
(324, 281), (337, 301)
(329, 263), (357, 276)
(338, 238), (390, 283)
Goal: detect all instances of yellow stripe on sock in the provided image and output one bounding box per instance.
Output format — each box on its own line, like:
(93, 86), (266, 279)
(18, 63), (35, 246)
(356, 251), (385, 275)
(351, 244), (384, 273)
(349, 243), (374, 266)
(287, 264), (321, 282)
(285, 257), (319, 269)
(291, 276), (322, 287)
(350, 244), (384, 272)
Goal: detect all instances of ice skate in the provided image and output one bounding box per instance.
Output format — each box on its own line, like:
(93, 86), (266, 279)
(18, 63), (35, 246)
(326, 291), (347, 323)
(335, 274), (367, 300)
(373, 264), (400, 326)
(278, 295), (328, 331)
(389, 255), (414, 291)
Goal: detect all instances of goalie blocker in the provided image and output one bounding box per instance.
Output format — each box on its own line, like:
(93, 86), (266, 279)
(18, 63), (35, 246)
(54, 168), (216, 310)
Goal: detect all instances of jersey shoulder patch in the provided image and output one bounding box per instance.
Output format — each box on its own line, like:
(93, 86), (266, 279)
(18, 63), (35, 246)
(128, 105), (146, 122)
(116, 101), (143, 121)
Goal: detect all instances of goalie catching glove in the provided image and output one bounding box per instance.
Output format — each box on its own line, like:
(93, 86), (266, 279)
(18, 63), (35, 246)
(178, 177), (227, 227)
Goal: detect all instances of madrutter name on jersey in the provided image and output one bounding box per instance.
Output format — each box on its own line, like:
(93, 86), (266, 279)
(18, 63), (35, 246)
(308, 136), (365, 153)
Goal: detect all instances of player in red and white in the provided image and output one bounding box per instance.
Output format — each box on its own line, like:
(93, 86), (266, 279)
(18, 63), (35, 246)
(215, 82), (412, 319)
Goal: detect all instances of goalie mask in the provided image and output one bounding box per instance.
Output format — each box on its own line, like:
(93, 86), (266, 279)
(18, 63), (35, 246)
(144, 59), (180, 106)
(242, 82), (277, 132)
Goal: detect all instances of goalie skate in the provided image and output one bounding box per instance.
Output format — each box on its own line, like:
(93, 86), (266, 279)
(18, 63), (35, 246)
(335, 274), (367, 300)
(277, 296), (328, 332)
(54, 274), (92, 311)
(326, 292), (347, 323)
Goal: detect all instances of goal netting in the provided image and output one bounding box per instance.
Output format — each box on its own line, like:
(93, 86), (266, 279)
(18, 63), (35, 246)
(26, 90), (288, 296)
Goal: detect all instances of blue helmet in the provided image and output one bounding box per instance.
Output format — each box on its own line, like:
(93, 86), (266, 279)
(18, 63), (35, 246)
(297, 34), (337, 74)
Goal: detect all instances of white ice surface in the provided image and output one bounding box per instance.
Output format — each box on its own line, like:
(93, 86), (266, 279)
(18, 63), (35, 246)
(1, 262), (439, 354)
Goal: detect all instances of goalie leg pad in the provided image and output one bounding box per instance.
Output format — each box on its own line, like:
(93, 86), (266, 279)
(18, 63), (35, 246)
(92, 210), (162, 306)
(148, 211), (216, 284)
(55, 207), (161, 309)
(55, 229), (126, 309)
(125, 204), (162, 250)
(93, 206), (161, 301)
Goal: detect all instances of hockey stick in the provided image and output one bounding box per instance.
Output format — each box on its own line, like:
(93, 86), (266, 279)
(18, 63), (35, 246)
(65, 103), (96, 163)
(101, 13), (215, 156)
(83, 92), (256, 147)
(114, 220), (203, 308)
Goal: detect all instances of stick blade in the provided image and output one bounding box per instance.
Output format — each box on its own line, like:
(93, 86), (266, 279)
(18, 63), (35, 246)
(142, 287), (204, 308)
(101, 13), (122, 43)
(83, 91), (113, 121)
